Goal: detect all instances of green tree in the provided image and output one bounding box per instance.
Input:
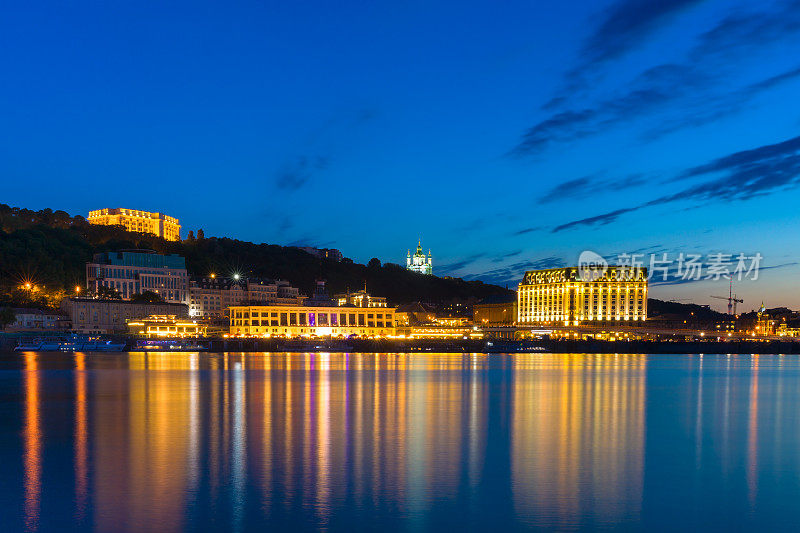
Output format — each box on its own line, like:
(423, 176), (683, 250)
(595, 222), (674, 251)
(96, 286), (121, 299)
(0, 308), (17, 330)
(130, 290), (164, 303)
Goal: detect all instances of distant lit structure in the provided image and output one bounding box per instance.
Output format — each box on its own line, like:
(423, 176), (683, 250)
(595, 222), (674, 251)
(188, 276), (303, 318)
(474, 295), (517, 326)
(334, 289), (387, 308)
(299, 246), (344, 262)
(406, 239), (432, 275)
(61, 297), (188, 334)
(229, 304), (396, 338)
(86, 250), (189, 304)
(88, 208), (181, 241)
(518, 266), (647, 326)
(753, 303), (777, 336)
(128, 315), (207, 338)
(6, 308), (69, 331)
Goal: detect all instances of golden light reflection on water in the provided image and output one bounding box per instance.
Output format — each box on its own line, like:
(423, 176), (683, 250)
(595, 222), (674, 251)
(15, 351), (800, 530)
(511, 354), (647, 527)
(74, 353), (88, 520)
(23, 353), (41, 532)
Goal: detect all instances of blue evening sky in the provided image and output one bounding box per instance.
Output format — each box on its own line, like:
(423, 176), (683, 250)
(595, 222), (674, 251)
(2, 1), (800, 310)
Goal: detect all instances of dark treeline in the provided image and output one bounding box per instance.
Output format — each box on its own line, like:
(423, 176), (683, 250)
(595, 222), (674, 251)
(0, 204), (512, 308)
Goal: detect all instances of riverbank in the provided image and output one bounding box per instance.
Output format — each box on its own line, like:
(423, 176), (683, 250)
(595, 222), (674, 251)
(3, 333), (800, 354)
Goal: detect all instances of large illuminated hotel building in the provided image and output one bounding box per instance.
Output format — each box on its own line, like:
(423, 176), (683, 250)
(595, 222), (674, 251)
(88, 208), (181, 241)
(518, 266), (647, 326)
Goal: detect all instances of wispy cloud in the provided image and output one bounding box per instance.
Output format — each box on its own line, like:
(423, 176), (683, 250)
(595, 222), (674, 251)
(491, 250), (523, 263)
(553, 134), (800, 231)
(512, 226), (545, 236)
(439, 253), (488, 274)
(513, 1), (800, 156)
(470, 256), (565, 285)
(273, 108), (376, 192)
(275, 155), (329, 191)
(538, 173), (647, 204)
(563, 0), (707, 91)
(554, 207), (640, 232)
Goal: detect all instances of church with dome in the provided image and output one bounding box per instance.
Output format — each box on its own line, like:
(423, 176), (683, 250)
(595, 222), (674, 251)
(406, 239), (433, 275)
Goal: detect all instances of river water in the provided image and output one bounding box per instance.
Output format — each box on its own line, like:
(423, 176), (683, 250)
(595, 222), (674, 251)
(1, 352), (799, 531)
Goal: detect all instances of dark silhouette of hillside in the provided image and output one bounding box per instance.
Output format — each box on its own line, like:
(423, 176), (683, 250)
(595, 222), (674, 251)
(0, 204), (512, 306)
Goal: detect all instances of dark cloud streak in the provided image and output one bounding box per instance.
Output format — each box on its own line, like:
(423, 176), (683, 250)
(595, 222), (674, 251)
(274, 155), (329, 191)
(515, 1), (800, 156)
(553, 134), (800, 232)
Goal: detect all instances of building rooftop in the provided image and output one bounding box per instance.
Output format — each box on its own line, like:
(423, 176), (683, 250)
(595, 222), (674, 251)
(91, 250), (186, 269)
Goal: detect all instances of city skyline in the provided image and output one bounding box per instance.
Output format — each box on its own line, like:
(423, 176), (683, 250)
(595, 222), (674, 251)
(3, 0), (800, 310)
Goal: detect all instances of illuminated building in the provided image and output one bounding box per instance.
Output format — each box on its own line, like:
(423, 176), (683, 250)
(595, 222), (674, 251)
(517, 266), (647, 326)
(406, 239), (432, 275)
(753, 303), (777, 336)
(229, 304), (396, 338)
(299, 246), (344, 261)
(189, 277), (303, 318)
(86, 250), (189, 304)
(405, 317), (482, 339)
(394, 302), (435, 326)
(334, 289), (387, 308)
(61, 297), (188, 334)
(392, 302), (481, 338)
(473, 295), (517, 326)
(88, 208), (181, 241)
(778, 322), (800, 337)
(128, 315), (207, 337)
(7, 308), (69, 330)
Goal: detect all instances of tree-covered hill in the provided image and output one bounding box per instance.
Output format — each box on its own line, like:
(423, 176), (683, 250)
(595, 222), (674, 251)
(0, 204), (512, 308)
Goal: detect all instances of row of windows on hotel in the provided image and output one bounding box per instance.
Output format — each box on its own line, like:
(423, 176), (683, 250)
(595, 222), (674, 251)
(95, 277), (187, 303)
(231, 310), (394, 328)
(519, 287), (647, 321)
(96, 267), (187, 279)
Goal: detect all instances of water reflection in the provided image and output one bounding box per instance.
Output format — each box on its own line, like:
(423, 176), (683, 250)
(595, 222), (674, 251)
(10, 352), (800, 530)
(23, 353), (41, 531)
(74, 353), (88, 520)
(512, 354), (646, 528)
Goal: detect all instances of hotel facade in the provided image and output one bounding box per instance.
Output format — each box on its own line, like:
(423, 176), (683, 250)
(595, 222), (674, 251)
(88, 208), (181, 241)
(229, 304), (396, 338)
(189, 277), (303, 318)
(518, 266), (648, 326)
(86, 250), (189, 304)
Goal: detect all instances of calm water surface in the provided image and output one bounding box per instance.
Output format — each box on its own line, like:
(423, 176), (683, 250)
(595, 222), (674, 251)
(2, 352), (800, 531)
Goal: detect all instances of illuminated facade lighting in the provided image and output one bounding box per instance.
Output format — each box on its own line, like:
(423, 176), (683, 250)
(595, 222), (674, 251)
(88, 208), (181, 241)
(86, 251), (189, 304)
(334, 290), (387, 308)
(406, 239), (433, 275)
(128, 314), (207, 338)
(189, 277), (303, 318)
(518, 266), (648, 326)
(229, 304), (396, 338)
